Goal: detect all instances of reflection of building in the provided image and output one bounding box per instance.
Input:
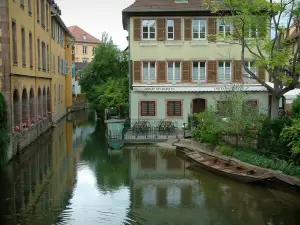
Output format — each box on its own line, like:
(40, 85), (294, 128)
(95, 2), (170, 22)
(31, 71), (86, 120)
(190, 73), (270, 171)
(128, 146), (209, 223)
(0, 117), (75, 224)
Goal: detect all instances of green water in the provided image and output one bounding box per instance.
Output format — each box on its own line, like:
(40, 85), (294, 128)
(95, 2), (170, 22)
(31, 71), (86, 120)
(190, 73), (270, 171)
(0, 110), (300, 225)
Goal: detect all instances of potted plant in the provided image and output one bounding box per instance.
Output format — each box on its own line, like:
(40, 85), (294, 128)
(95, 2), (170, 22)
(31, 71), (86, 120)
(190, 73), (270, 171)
(22, 122), (28, 128)
(13, 125), (20, 132)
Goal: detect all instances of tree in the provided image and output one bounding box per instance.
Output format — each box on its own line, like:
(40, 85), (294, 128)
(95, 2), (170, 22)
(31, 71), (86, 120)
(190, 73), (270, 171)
(0, 93), (10, 168)
(79, 32), (129, 113)
(204, 0), (300, 118)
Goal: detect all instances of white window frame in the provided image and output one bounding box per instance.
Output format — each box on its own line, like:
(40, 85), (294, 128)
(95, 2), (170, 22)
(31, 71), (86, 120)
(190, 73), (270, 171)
(243, 61), (256, 80)
(142, 62), (156, 81)
(192, 61), (206, 81)
(167, 62), (181, 82)
(192, 19), (207, 40)
(82, 46), (87, 55)
(217, 20), (232, 38)
(218, 61), (232, 81)
(167, 19), (174, 40)
(142, 19), (156, 40)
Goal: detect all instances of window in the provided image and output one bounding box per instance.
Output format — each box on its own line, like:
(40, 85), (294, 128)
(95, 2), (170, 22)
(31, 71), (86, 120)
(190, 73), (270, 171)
(243, 61), (256, 80)
(142, 62), (156, 81)
(142, 20), (156, 40)
(41, 0), (45, 27)
(42, 42), (46, 71)
(29, 32), (33, 68)
(46, 44), (49, 72)
(28, 0), (32, 15)
(21, 27), (26, 66)
(46, 3), (49, 30)
(167, 62), (181, 81)
(82, 35), (86, 41)
(192, 62), (206, 81)
(12, 20), (17, 64)
(51, 20), (55, 39)
(82, 46), (87, 55)
(140, 101), (156, 116)
(36, 0), (40, 23)
(61, 85), (63, 103)
(20, 0), (24, 8)
(54, 84), (56, 103)
(92, 47), (96, 56)
(82, 58), (88, 63)
(61, 58), (63, 74)
(192, 19), (206, 40)
(218, 20), (231, 38)
(167, 19), (174, 40)
(58, 56), (60, 73)
(243, 100), (258, 114)
(218, 61), (231, 81)
(37, 38), (40, 70)
(53, 54), (55, 72)
(58, 85), (60, 103)
(167, 101), (182, 117)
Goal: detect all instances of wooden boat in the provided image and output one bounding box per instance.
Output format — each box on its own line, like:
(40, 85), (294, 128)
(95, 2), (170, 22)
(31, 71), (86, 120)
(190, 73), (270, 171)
(181, 150), (274, 183)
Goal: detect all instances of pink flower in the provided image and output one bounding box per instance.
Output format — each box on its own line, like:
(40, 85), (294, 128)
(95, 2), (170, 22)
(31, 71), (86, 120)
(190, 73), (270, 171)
(14, 126), (20, 132)
(22, 122), (28, 128)
(37, 115), (42, 120)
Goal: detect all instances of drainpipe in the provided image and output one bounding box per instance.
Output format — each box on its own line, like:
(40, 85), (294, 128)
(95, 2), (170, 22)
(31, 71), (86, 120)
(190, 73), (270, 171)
(127, 18), (131, 120)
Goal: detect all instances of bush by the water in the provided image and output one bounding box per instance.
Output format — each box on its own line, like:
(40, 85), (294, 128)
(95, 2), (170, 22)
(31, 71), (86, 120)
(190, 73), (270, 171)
(220, 146), (235, 156)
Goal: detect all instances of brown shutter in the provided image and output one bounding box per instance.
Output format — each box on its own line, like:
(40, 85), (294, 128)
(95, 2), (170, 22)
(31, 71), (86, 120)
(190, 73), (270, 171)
(134, 61), (141, 82)
(184, 18), (192, 41)
(258, 68), (265, 81)
(157, 61), (166, 83)
(134, 18), (141, 41)
(182, 61), (191, 82)
(233, 60), (242, 82)
(207, 60), (217, 83)
(208, 18), (217, 42)
(174, 18), (181, 40)
(157, 18), (165, 41)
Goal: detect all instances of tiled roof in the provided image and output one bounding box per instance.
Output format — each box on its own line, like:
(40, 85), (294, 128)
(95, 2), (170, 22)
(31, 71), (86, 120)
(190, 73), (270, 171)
(75, 62), (88, 70)
(68, 25), (101, 43)
(123, 0), (207, 12)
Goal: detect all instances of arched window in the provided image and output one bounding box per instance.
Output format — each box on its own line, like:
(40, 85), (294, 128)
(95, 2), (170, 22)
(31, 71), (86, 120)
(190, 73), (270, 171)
(29, 88), (35, 125)
(13, 89), (21, 129)
(22, 88), (29, 126)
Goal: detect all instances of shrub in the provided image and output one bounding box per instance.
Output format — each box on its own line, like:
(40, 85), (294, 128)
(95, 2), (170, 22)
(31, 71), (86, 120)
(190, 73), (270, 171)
(280, 118), (300, 163)
(257, 116), (292, 157)
(291, 94), (300, 118)
(220, 146), (235, 156)
(0, 93), (10, 168)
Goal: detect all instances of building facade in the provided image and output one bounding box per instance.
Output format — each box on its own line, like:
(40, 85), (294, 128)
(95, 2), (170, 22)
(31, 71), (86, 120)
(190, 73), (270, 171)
(68, 25), (101, 96)
(0, 0), (73, 159)
(122, 0), (269, 126)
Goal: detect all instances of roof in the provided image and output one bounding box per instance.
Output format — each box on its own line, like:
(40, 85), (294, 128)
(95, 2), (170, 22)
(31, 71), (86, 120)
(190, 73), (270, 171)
(75, 62), (89, 70)
(123, 0), (206, 12)
(68, 26), (101, 44)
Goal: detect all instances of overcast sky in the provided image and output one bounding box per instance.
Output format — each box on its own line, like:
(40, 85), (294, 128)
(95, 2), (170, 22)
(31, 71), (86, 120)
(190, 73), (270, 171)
(56, 0), (134, 50)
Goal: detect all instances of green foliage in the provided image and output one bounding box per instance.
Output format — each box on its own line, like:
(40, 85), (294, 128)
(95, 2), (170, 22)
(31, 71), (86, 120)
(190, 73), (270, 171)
(233, 149), (300, 178)
(257, 116), (292, 159)
(220, 146), (235, 156)
(0, 93), (10, 168)
(79, 32), (129, 113)
(280, 119), (300, 161)
(291, 95), (300, 118)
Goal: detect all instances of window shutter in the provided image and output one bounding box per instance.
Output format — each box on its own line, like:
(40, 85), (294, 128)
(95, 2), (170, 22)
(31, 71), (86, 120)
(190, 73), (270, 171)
(174, 102), (182, 116)
(233, 60), (242, 82)
(182, 61), (191, 82)
(141, 101), (148, 116)
(134, 18), (141, 41)
(258, 68), (265, 81)
(184, 18), (192, 41)
(157, 18), (165, 41)
(148, 101), (155, 116)
(174, 18), (181, 40)
(134, 61), (141, 82)
(207, 60), (217, 83)
(167, 102), (174, 116)
(157, 61), (166, 83)
(208, 18), (217, 42)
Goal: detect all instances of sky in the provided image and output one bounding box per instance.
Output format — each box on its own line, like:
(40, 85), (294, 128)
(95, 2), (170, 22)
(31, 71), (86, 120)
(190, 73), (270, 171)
(55, 0), (135, 50)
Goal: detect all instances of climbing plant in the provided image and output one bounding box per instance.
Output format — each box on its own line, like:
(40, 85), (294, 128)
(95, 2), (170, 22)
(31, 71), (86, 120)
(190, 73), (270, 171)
(0, 93), (10, 168)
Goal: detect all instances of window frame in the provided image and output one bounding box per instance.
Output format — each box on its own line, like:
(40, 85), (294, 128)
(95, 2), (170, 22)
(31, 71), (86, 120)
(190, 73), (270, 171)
(82, 46), (87, 55)
(243, 61), (256, 80)
(28, 0), (32, 16)
(218, 61), (232, 82)
(166, 19), (174, 40)
(142, 62), (156, 82)
(140, 101), (156, 117)
(167, 61), (181, 82)
(12, 19), (18, 65)
(166, 100), (183, 117)
(142, 19), (156, 40)
(192, 61), (206, 82)
(29, 31), (33, 69)
(41, 0), (45, 28)
(192, 19), (207, 40)
(36, 0), (40, 23)
(92, 47), (96, 56)
(41, 41), (46, 71)
(21, 26), (26, 67)
(37, 38), (41, 70)
(217, 20), (232, 38)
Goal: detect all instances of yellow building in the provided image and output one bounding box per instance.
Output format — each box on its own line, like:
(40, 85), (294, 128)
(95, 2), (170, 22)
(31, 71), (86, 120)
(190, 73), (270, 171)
(67, 25), (100, 63)
(0, 0), (73, 156)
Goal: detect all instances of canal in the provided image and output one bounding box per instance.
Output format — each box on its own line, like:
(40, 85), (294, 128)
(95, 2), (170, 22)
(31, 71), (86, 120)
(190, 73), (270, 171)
(1, 110), (300, 225)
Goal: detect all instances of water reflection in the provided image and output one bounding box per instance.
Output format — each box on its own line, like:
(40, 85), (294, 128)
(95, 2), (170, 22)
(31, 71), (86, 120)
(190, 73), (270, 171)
(0, 110), (300, 225)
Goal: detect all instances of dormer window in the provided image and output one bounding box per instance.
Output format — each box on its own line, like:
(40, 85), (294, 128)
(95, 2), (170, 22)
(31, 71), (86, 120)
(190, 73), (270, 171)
(82, 35), (87, 41)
